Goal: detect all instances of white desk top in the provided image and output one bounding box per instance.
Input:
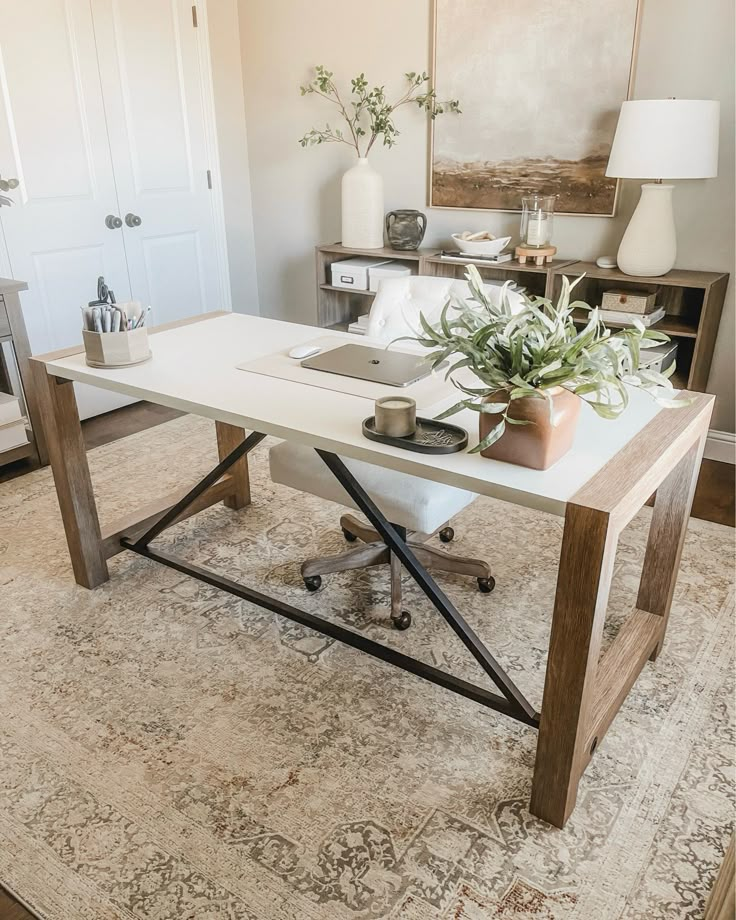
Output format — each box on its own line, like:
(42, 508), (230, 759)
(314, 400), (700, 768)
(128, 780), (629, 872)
(44, 312), (665, 517)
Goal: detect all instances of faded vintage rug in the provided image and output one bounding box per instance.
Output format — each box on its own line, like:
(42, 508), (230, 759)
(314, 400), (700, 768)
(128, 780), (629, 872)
(0, 415), (733, 920)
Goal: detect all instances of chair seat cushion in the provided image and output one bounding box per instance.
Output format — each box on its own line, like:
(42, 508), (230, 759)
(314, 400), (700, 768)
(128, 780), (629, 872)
(269, 440), (475, 534)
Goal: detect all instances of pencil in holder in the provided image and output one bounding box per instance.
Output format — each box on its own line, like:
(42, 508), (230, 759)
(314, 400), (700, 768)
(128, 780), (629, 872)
(82, 327), (151, 368)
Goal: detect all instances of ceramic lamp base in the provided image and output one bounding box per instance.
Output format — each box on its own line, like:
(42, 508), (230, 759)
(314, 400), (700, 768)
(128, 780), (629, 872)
(617, 183), (677, 277)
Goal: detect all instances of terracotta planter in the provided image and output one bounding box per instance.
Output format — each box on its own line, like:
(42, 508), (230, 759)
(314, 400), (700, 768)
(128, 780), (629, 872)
(479, 387), (581, 470)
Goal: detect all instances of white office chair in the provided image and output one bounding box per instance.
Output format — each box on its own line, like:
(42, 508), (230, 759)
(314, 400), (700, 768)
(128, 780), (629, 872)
(269, 274), (523, 630)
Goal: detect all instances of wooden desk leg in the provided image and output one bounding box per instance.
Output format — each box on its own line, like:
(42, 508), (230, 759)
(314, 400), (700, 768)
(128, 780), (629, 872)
(215, 421), (251, 510)
(705, 835), (735, 920)
(29, 361), (108, 588)
(637, 440), (703, 662)
(530, 503), (618, 828)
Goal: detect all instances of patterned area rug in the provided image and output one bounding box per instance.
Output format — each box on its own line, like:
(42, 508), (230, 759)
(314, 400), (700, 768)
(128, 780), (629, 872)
(0, 415), (733, 920)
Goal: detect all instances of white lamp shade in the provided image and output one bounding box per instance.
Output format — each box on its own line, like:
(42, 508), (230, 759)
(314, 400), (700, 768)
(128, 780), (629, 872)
(606, 99), (720, 179)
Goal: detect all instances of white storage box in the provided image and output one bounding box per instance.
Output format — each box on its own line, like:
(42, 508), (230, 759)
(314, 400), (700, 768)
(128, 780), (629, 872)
(330, 257), (390, 291)
(0, 416), (28, 452)
(640, 341), (678, 375)
(368, 261), (413, 292)
(0, 391), (22, 426)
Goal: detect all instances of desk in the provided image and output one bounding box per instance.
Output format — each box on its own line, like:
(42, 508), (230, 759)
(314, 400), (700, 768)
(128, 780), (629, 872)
(30, 311), (713, 828)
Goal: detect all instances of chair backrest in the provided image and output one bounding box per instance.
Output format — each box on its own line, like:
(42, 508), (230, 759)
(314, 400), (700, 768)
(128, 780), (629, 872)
(366, 274), (524, 343)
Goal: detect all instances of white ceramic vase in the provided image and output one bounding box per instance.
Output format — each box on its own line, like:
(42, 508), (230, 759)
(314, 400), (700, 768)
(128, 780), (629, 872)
(341, 157), (384, 249)
(617, 183), (677, 277)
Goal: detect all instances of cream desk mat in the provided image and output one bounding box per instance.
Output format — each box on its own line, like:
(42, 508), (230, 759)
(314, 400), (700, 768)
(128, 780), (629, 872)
(236, 335), (455, 410)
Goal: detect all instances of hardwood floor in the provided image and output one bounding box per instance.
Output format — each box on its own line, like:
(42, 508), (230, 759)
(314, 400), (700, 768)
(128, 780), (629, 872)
(0, 401), (184, 484)
(0, 889), (35, 920)
(0, 402), (732, 918)
(692, 458), (736, 528)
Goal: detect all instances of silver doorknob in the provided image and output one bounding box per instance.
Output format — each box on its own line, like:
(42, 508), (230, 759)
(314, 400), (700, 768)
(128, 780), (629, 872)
(125, 212), (142, 227)
(105, 214), (123, 229)
(0, 176), (18, 192)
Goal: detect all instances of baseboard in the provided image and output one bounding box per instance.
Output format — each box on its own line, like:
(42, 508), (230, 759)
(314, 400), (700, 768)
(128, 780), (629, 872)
(704, 429), (736, 464)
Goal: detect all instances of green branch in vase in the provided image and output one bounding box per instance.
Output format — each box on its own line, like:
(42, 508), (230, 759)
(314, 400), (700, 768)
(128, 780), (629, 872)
(299, 66), (460, 157)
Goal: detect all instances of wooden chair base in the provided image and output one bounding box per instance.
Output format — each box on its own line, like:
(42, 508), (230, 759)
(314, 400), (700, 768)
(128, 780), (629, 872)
(301, 514), (494, 626)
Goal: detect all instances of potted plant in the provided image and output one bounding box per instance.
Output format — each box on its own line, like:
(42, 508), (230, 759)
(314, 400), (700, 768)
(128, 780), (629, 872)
(409, 264), (684, 470)
(299, 66), (460, 249)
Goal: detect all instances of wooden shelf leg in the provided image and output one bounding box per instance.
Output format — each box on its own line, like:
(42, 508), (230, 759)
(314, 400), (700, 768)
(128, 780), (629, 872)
(5, 290), (49, 466)
(637, 439), (704, 661)
(215, 421), (251, 510)
(29, 360), (108, 588)
(530, 503), (618, 827)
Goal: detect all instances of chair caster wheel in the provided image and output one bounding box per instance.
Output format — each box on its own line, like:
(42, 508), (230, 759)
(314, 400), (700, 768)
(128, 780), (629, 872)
(477, 576), (495, 594)
(439, 526), (455, 544)
(341, 527), (358, 542)
(304, 575), (322, 592)
(391, 610), (412, 631)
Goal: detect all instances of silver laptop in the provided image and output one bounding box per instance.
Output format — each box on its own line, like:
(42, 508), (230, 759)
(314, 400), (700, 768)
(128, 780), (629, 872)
(301, 344), (438, 387)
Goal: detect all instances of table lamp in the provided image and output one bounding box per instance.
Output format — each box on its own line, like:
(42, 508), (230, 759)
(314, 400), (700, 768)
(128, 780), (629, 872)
(605, 99), (720, 276)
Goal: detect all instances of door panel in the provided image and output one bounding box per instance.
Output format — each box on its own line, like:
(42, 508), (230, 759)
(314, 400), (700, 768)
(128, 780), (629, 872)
(93, 0), (223, 324)
(112, 1), (192, 195)
(142, 231), (206, 325)
(0, 0), (134, 418)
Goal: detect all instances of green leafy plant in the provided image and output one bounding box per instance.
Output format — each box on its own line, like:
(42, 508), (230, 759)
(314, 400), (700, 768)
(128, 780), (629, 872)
(299, 66), (460, 156)
(406, 264), (684, 454)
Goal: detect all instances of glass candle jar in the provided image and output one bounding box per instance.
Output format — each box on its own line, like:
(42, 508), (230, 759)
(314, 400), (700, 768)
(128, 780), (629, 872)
(520, 194), (557, 248)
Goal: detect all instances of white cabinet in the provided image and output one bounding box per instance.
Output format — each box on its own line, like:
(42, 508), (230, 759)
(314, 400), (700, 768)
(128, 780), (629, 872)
(0, 0), (228, 417)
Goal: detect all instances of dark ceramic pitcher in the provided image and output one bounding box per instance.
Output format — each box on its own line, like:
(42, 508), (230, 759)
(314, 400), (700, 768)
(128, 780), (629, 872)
(386, 209), (427, 251)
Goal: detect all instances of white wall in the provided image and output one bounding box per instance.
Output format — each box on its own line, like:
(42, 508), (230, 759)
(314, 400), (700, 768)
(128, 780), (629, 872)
(239, 0), (735, 430)
(206, 0), (259, 315)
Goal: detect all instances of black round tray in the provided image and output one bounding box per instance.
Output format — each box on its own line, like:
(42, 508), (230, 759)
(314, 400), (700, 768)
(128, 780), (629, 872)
(362, 416), (468, 454)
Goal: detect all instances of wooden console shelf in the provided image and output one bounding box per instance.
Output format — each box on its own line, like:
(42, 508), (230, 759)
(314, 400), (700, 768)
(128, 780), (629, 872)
(316, 243), (729, 394)
(554, 262), (729, 393)
(420, 255), (578, 299)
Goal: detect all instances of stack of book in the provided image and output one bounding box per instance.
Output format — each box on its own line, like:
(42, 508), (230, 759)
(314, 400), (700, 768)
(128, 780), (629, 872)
(439, 250), (513, 265)
(0, 391), (29, 454)
(347, 313), (370, 336)
(598, 305), (665, 328)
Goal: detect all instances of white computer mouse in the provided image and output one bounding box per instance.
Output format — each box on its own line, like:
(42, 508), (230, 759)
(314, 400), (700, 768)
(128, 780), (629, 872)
(288, 343), (322, 360)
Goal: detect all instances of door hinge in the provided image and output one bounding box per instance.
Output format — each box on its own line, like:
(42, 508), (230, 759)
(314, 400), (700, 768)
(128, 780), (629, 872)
(206, 169), (212, 190)
(191, 5), (198, 27)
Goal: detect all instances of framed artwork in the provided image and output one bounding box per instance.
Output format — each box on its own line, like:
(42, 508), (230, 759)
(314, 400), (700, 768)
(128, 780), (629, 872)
(429, 0), (642, 216)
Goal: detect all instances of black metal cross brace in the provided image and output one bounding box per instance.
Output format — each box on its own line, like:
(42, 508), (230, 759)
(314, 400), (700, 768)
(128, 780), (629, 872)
(121, 432), (540, 729)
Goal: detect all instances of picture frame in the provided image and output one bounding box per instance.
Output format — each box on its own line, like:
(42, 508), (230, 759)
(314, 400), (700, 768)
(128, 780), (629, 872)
(428, 0), (644, 217)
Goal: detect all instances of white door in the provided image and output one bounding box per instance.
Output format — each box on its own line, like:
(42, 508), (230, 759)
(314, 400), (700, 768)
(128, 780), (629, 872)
(0, 0), (134, 418)
(91, 0), (227, 326)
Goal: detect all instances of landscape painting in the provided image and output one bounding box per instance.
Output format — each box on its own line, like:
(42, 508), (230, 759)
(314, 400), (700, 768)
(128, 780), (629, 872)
(430, 0), (642, 215)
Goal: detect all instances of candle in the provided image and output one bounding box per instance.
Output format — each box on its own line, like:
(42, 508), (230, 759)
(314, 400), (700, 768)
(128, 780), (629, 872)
(374, 395), (417, 438)
(526, 212), (547, 247)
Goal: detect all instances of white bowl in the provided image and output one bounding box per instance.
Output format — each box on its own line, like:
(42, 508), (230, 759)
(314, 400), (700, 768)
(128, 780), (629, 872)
(451, 234), (512, 256)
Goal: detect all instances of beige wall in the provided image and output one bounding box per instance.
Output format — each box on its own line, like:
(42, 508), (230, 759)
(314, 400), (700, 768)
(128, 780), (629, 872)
(239, 0), (735, 430)
(206, 0), (259, 314)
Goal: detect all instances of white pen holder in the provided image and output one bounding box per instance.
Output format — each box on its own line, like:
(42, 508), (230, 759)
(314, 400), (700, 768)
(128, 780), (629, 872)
(82, 327), (151, 368)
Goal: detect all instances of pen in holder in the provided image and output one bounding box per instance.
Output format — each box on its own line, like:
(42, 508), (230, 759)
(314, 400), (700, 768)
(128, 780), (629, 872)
(81, 294), (152, 368)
